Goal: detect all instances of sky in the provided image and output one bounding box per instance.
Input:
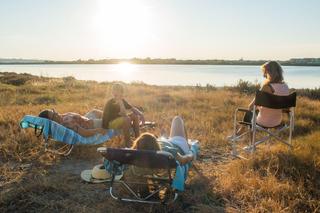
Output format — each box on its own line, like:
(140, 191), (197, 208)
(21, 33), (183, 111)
(0, 0), (319, 61)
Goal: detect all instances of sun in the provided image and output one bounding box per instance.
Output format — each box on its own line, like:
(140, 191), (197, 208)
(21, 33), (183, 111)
(117, 62), (136, 73)
(92, 0), (153, 56)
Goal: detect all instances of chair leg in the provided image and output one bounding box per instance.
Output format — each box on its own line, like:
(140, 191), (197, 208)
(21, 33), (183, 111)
(246, 126), (257, 154)
(231, 142), (239, 157)
(43, 138), (74, 156)
(230, 110), (239, 157)
(251, 106), (257, 154)
(253, 126), (293, 149)
(288, 112), (294, 150)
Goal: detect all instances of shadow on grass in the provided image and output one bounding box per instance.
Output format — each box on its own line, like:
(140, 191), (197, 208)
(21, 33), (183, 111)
(174, 165), (225, 213)
(0, 147), (226, 213)
(251, 151), (320, 212)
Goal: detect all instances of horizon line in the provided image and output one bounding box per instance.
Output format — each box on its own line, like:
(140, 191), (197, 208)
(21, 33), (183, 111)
(1, 56), (320, 62)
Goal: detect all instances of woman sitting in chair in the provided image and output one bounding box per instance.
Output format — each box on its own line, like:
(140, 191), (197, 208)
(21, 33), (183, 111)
(102, 83), (144, 147)
(232, 61), (290, 137)
(131, 116), (194, 165)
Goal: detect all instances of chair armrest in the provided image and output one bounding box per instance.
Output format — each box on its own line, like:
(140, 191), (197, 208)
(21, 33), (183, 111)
(235, 107), (251, 113)
(97, 147), (107, 152)
(282, 108), (291, 114)
(238, 121), (252, 126)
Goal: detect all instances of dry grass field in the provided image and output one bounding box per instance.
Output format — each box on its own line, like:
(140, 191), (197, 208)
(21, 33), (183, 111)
(0, 72), (319, 212)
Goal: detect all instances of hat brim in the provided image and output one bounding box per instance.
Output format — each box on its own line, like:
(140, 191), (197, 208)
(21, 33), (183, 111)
(80, 170), (123, 183)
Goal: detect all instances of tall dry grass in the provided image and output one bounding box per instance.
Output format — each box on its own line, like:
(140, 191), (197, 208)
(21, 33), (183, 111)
(0, 72), (319, 212)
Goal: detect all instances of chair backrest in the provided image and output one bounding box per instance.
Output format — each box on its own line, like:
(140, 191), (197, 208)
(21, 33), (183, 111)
(255, 90), (296, 109)
(99, 148), (177, 169)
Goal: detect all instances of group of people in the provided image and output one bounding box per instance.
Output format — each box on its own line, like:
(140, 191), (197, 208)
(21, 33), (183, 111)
(38, 83), (144, 146)
(38, 60), (290, 165)
(38, 80), (195, 164)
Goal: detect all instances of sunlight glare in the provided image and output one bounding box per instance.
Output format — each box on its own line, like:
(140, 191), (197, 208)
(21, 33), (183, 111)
(92, 0), (153, 56)
(110, 62), (137, 82)
(117, 62), (136, 73)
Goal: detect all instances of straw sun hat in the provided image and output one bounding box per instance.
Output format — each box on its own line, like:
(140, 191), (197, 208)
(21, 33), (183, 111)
(81, 164), (123, 183)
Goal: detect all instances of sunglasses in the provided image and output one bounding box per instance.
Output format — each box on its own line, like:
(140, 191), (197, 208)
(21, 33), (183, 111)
(50, 109), (58, 121)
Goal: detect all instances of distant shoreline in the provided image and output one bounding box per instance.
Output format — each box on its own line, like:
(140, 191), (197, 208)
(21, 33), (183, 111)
(1, 63), (320, 67)
(1, 58), (320, 66)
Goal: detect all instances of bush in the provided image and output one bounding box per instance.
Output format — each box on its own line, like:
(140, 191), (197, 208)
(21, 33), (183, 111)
(33, 96), (58, 105)
(62, 76), (76, 83)
(235, 79), (260, 94)
(206, 83), (217, 91)
(194, 83), (217, 92)
(15, 98), (30, 105)
(0, 72), (37, 86)
(296, 88), (320, 100)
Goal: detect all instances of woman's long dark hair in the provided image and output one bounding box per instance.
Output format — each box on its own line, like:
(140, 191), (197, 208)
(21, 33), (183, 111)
(131, 133), (160, 151)
(102, 101), (110, 128)
(262, 61), (284, 84)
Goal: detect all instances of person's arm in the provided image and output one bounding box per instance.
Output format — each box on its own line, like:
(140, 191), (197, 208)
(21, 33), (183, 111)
(123, 99), (145, 124)
(76, 126), (107, 137)
(62, 121), (106, 137)
(248, 84), (273, 110)
(123, 99), (133, 110)
(132, 107), (145, 124)
(261, 84), (273, 94)
(176, 152), (194, 165)
(123, 99), (142, 115)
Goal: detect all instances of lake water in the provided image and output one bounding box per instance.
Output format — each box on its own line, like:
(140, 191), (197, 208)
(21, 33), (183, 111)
(0, 64), (319, 89)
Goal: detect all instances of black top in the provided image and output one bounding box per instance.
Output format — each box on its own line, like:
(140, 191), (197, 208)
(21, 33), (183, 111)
(102, 98), (132, 128)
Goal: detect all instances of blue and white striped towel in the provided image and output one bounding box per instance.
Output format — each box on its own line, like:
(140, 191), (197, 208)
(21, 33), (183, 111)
(172, 141), (199, 191)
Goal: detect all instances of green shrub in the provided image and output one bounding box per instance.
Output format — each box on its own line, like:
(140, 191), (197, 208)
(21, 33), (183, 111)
(62, 76), (76, 83)
(15, 98), (30, 105)
(33, 96), (58, 105)
(0, 72), (37, 86)
(296, 88), (320, 100)
(235, 79), (260, 94)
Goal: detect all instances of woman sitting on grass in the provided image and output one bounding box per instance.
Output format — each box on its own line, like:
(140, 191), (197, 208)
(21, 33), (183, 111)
(231, 61), (290, 138)
(102, 83), (145, 147)
(131, 116), (194, 165)
(38, 109), (107, 137)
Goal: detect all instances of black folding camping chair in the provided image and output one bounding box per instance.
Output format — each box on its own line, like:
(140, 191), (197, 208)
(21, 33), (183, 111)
(229, 90), (296, 158)
(97, 147), (179, 205)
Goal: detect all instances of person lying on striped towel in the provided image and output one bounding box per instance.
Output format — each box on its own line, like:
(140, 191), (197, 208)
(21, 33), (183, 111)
(38, 109), (107, 137)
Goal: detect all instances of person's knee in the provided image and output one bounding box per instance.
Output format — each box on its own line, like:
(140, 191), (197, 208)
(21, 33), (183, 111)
(172, 116), (184, 126)
(93, 109), (102, 115)
(122, 117), (131, 129)
(86, 109), (101, 117)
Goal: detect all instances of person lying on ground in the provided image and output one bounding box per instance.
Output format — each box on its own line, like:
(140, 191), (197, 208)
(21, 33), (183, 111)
(102, 83), (144, 147)
(38, 109), (107, 137)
